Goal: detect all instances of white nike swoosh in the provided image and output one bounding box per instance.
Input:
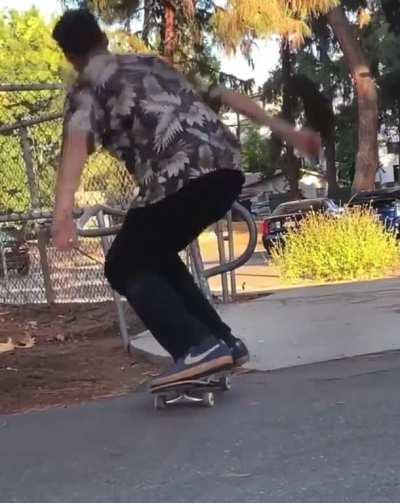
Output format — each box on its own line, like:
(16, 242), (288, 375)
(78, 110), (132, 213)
(184, 345), (220, 366)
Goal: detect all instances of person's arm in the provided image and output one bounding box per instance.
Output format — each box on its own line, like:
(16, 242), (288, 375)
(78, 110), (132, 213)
(215, 87), (321, 157)
(52, 132), (89, 251)
(52, 87), (98, 251)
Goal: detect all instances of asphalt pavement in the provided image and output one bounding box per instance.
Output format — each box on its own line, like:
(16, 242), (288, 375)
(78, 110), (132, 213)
(2, 351), (400, 503)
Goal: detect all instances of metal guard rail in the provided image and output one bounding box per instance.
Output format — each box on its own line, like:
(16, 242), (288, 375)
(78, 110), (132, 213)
(203, 202), (257, 278)
(77, 205), (126, 237)
(0, 209), (83, 224)
(75, 202), (258, 278)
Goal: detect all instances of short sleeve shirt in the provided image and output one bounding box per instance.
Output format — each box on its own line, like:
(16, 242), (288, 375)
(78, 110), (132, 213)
(63, 53), (242, 208)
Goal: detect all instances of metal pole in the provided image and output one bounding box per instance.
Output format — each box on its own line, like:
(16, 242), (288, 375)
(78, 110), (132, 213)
(204, 202), (257, 279)
(37, 226), (55, 305)
(215, 220), (230, 303)
(96, 211), (130, 351)
(1, 247), (9, 281)
(185, 248), (191, 269)
(20, 127), (55, 304)
(0, 209), (82, 224)
(0, 113), (63, 135)
(188, 244), (201, 287)
(0, 83), (64, 92)
(236, 112), (241, 140)
(226, 211), (237, 299)
(20, 127), (40, 210)
(189, 240), (212, 302)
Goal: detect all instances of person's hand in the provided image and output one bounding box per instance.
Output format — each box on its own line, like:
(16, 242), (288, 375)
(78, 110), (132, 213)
(289, 128), (322, 158)
(51, 215), (78, 252)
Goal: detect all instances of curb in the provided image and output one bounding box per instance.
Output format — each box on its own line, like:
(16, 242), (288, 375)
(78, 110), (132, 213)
(129, 338), (171, 366)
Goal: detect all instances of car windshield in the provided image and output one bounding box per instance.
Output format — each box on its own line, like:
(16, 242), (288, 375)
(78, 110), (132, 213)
(272, 200), (327, 216)
(272, 204), (291, 216)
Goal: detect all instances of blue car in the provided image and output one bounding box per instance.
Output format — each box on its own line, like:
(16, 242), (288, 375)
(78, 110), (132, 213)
(348, 188), (400, 237)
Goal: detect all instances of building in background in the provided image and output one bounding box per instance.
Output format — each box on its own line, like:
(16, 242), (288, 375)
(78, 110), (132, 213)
(378, 135), (400, 187)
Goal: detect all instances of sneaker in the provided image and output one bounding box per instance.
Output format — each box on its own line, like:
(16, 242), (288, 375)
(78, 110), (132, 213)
(227, 337), (250, 367)
(150, 339), (233, 389)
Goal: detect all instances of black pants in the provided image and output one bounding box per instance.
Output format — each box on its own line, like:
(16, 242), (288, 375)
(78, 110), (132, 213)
(105, 169), (245, 360)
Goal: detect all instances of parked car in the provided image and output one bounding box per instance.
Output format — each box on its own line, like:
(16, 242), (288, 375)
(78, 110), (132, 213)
(251, 200), (271, 219)
(262, 198), (342, 255)
(348, 188), (400, 237)
(0, 228), (30, 277)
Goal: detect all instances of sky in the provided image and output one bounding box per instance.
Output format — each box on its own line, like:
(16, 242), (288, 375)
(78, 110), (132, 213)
(0, 0), (280, 87)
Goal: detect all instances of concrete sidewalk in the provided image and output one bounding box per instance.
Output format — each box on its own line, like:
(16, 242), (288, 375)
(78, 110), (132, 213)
(131, 278), (400, 371)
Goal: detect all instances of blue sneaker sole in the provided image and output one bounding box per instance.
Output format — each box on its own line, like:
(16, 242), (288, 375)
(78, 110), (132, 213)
(234, 353), (250, 367)
(150, 355), (233, 388)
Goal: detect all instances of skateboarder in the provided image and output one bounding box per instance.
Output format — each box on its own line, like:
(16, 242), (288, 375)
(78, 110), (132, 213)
(51, 9), (321, 388)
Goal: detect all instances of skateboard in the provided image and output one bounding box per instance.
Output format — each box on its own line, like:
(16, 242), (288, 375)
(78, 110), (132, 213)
(150, 372), (232, 410)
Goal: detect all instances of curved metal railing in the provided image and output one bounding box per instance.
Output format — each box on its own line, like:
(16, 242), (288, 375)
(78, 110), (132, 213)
(0, 201), (258, 296)
(77, 205), (126, 237)
(0, 203), (258, 279)
(203, 202), (257, 279)
(0, 209), (82, 224)
(75, 201), (258, 305)
(75, 201), (258, 279)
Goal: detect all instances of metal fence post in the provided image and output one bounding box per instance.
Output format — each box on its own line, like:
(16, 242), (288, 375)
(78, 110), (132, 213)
(215, 220), (230, 303)
(1, 247), (9, 281)
(20, 127), (40, 210)
(203, 202), (258, 284)
(189, 239), (213, 302)
(20, 127), (55, 305)
(226, 211), (237, 299)
(37, 226), (55, 305)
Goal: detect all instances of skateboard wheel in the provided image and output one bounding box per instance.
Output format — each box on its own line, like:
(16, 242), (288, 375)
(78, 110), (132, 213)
(154, 395), (167, 410)
(220, 376), (231, 392)
(202, 392), (215, 407)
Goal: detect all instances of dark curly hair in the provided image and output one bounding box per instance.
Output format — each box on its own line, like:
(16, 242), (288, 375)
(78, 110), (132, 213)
(53, 9), (106, 57)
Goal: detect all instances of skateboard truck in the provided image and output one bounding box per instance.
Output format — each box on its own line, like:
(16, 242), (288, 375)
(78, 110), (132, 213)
(151, 373), (232, 410)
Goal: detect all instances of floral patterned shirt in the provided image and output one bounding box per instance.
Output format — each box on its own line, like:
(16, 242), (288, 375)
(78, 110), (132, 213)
(63, 52), (242, 208)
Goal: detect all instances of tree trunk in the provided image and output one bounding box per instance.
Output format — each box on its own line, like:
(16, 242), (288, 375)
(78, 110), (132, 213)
(284, 150), (302, 198)
(281, 41), (302, 199)
(142, 0), (152, 45)
(318, 27), (338, 196)
(327, 6), (378, 192)
(325, 135), (337, 197)
(163, 1), (177, 60)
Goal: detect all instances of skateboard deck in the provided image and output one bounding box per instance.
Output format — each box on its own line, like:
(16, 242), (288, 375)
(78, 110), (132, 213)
(150, 372), (232, 409)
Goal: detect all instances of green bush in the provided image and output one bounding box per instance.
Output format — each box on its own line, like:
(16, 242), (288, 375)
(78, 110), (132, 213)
(272, 207), (400, 282)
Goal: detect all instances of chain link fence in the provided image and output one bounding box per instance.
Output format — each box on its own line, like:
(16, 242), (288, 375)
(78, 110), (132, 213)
(0, 85), (136, 305)
(0, 84), (258, 306)
(0, 230), (112, 305)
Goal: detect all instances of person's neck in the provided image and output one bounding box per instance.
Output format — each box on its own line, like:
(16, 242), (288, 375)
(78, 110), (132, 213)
(77, 48), (110, 80)
(78, 48), (115, 85)
(87, 47), (110, 60)
(77, 48), (111, 78)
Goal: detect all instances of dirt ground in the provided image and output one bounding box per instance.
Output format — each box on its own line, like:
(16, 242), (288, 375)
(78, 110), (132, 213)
(0, 303), (162, 415)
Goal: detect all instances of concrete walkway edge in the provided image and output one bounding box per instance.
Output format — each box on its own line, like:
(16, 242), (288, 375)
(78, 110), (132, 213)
(130, 278), (400, 372)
